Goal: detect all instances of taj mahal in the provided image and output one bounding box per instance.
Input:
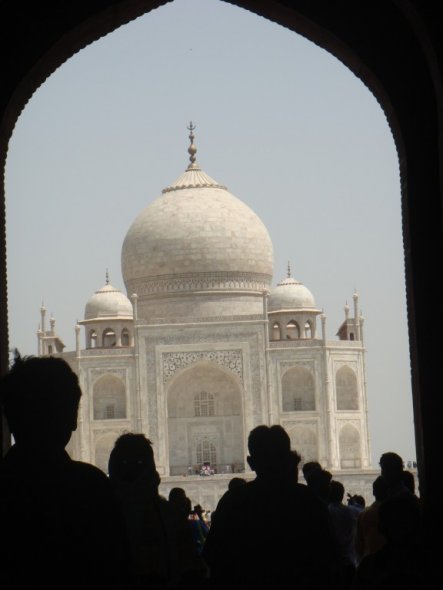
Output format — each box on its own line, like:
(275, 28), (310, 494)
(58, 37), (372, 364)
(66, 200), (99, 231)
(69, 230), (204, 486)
(37, 125), (374, 508)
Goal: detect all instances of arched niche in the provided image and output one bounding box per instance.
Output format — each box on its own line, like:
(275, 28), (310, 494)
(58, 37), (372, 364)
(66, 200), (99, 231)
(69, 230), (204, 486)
(304, 320), (313, 338)
(95, 433), (118, 474)
(167, 362), (244, 475)
(272, 321), (281, 341)
(93, 374), (126, 420)
(89, 329), (98, 348)
(286, 320), (300, 339)
(102, 328), (116, 347)
(339, 423), (361, 469)
(121, 327), (130, 346)
(336, 366), (359, 410)
(288, 425), (318, 463)
(282, 366), (315, 412)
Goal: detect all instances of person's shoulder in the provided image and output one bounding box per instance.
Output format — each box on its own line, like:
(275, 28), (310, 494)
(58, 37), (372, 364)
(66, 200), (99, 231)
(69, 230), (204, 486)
(67, 458), (111, 486)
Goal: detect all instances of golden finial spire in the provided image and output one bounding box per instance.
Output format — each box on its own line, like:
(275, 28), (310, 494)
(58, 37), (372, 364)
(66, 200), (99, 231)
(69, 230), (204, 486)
(287, 261), (291, 278)
(105, 269), (110, 285)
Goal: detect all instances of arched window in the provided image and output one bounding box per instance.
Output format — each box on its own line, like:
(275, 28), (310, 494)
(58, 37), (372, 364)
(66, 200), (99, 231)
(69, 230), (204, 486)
(194, 391), (215, 417)
(339, 424), (361, 469)
(282, 367), (316, 411)
(272, 321), (281, 340)
(304, 321), (312, 338)
(336, 366), (359, 410)
(93, 374), (126, 420)
(102, 328), (116, 347)
(89, 330), (97, 348)
(121, 328), (130, 346)
(196, 439), (217, 465)
(286, 320), (300, 339)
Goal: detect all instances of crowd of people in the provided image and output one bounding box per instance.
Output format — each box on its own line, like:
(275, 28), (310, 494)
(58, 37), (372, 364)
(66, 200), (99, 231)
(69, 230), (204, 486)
(0, 356), (430, 589)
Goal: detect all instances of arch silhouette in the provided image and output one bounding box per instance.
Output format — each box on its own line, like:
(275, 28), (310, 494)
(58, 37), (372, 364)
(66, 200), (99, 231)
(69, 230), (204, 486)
(1, 0), (441, 537)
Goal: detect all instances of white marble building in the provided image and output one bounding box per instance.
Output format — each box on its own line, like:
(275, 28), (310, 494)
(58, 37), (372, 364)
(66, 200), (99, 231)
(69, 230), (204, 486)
(38, 127), (374, 508)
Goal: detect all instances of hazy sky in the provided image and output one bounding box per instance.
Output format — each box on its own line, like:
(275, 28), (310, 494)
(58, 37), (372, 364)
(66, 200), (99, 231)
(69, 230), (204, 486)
(5, 0), (416, 465)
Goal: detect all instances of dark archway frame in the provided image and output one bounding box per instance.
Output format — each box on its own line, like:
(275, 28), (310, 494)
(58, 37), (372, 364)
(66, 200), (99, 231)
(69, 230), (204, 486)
(1, 0), (442, 538)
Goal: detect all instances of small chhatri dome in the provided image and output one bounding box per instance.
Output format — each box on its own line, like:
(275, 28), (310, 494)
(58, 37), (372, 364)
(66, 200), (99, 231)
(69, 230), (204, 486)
(268, 268), (317, 312)
(121, 125), (273, 297)
(84, 275), (133, 320)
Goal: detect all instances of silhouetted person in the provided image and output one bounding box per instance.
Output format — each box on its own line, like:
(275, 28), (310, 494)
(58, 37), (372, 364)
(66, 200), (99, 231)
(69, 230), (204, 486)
(0, 355), (128, 589)
(169, 487), (190, 516)
(109, 434), (206, 588)
(203, 425), (338, 589)
(305, 465), (333, 504)
(353, 492), (430, 589)
(347, 494), (366, 512)
(328, 480), (358, 589)
(355, 475), (388, 564)
(302, 460), (322, 484)
(379, 452), (409, 497)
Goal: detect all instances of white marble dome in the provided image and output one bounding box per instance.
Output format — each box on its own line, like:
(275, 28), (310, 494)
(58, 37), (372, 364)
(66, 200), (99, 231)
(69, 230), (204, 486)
(121, 157), (273, 297)
(84, 283), (133, 320)
(268, 276), (317, 312)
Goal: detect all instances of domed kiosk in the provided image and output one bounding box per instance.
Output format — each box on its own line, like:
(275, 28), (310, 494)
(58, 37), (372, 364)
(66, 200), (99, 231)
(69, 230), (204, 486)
(44, 126), (373, 507)
(79, 273), (133, 348)
(268, 265), (321, 341)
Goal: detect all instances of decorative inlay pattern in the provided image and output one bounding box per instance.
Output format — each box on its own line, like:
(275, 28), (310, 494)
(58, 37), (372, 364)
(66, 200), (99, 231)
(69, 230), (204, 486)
(162, 350), (243, 383)
(146, 314), (264, 325)
(127, 272), (271, 296)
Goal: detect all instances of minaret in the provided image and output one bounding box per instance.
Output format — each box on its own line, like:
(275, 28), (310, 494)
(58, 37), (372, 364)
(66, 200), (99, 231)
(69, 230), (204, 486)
(353, 290), (361, 340)
(40, 302), (47, 335)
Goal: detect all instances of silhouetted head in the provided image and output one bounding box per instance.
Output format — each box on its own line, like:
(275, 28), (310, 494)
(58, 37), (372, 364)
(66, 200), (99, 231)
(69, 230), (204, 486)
(306, 467), (332, 502)
(108, 433), (159, 490)
(228, 477), (247, 491)
(379, 452), (404, 486)
(169, 487), (191, 518)
(0, 355), (81, 449)
(372, 475), (389, 502)
(302, 461), (322, 484)
(247, 425), (292, 478)
(329, 480), (345, 503)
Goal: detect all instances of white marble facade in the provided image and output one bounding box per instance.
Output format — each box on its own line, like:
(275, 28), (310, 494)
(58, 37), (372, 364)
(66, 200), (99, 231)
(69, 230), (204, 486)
(41, 129), (374, 508)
